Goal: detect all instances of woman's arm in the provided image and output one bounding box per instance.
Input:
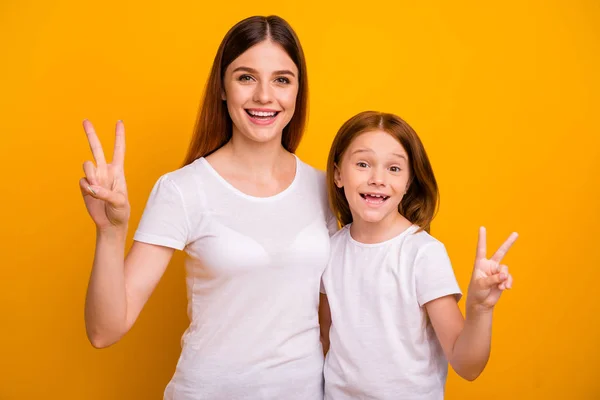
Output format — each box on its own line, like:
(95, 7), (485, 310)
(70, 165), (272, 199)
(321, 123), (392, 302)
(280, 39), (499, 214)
(80, 120), (175, 348)
(85, 236), (174, 348)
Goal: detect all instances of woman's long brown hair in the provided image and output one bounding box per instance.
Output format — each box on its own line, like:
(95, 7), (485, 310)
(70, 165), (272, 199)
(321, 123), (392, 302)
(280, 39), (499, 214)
(182, 15), (308, 166)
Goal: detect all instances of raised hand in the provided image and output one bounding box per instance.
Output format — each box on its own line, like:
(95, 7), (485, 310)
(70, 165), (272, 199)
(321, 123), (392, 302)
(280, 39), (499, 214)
(79, 120), (130, 231)
(466, 227), (519, 312)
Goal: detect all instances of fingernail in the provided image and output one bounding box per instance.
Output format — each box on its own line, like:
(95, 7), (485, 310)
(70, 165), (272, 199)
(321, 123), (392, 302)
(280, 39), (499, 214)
(88, 186), (97, 195)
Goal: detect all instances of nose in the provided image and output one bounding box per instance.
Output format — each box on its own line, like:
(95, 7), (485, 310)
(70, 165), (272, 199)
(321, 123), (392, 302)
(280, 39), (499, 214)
(368, 166), (386, 186)
(253, 81), (273, 104)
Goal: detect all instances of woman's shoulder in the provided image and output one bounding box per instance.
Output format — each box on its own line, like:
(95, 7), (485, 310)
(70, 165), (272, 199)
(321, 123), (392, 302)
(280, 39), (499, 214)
(158, 158), (207, 188)
(294, 156), (328, 192)
(295, 156), (325, 179)
(149, 159), (211, 210)
(294, 157), (331, 209)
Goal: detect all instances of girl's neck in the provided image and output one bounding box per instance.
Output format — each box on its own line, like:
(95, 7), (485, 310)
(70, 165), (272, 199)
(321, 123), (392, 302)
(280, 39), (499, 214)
(349, 212), (413, 244)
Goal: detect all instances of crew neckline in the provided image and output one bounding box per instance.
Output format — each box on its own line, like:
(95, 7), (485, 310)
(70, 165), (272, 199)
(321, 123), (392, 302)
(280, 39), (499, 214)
(345, 223), (419, 247)
(197, 154), (300, 202)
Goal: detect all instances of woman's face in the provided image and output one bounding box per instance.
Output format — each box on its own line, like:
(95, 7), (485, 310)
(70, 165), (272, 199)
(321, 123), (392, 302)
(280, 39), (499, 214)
(222, 40), (299, 147)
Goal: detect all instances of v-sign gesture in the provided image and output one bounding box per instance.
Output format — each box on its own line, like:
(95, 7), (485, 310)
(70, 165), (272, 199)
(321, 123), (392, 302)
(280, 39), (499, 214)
(79, 120), (130, 231)
(466, 227), (519, 312)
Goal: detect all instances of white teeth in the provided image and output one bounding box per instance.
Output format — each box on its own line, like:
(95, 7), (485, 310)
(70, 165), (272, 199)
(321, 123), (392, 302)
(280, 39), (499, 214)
(248, 110), (277, 117)
(361, 193), (389, 201)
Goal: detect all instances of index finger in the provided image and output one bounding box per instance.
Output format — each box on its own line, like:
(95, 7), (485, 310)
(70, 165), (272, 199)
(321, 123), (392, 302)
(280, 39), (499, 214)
(83, 119), (106, 166)
(112, 120), (126, 167)
(476, 226), (487, 260)
(490, 232), (519, 263)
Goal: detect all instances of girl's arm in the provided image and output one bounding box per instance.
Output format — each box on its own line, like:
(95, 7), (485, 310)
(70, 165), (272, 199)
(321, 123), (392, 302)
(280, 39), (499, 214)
(425, 227), (518, 381)
(319, 293), (332, 355)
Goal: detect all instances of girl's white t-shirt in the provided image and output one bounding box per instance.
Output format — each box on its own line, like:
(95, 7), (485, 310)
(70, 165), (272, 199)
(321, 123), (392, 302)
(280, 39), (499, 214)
(321, 224), (462, 400)
(134, 155), (337, 400)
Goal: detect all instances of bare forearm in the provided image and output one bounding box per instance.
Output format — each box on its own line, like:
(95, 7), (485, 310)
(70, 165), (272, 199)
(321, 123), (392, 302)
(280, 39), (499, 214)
(449, 307), (493, 381)
(84, 227), (128, 348)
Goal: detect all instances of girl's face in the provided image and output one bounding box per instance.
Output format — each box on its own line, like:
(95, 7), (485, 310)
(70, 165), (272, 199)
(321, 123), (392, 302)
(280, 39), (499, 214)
(222, 40), (299, 147)
(335, 130), (411, 226)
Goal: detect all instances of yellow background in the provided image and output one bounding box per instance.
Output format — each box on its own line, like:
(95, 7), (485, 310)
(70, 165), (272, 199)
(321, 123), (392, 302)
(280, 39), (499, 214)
(1, 0), (598, 399)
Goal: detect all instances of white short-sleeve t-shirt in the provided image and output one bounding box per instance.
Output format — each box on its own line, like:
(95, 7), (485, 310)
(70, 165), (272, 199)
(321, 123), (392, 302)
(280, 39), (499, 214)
(134, 155), (337, 400)
(321, 224), (462, 400)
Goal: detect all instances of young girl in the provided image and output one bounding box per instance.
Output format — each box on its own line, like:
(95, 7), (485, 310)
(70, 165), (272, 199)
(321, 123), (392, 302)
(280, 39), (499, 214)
(319, 111), (518, 399)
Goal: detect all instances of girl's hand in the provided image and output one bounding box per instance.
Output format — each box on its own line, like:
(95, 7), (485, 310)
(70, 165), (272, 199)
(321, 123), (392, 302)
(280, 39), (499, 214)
(79, 120), (130, 231)
(466, 227), (518, 312)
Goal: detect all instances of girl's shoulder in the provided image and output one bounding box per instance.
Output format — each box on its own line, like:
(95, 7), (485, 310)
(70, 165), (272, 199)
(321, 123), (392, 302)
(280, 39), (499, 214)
(404, 229), (449, 261)
(405, 228), (443, 248)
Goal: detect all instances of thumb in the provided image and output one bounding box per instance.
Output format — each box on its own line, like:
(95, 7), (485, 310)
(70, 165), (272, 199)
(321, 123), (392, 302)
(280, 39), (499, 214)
(80, 180), (126, 208)
(479, 272), (508, 289)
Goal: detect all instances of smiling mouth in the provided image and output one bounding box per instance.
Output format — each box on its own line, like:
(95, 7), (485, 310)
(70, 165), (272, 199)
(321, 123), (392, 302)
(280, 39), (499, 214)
(245, 109), (280, 119)
(360, 193), (390, 204)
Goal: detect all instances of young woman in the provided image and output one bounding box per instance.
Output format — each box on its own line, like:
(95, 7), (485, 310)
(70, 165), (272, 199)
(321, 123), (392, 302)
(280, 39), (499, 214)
(80, 16), (337, 400)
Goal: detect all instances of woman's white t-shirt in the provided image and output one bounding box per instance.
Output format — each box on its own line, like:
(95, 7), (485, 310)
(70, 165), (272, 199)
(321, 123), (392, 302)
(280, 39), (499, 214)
(134, 155), (337, 400)
(321, 224), (462, 400)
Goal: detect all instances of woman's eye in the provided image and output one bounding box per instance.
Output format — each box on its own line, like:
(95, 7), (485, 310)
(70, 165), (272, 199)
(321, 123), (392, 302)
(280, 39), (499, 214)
(238, 75), (254, 82)
(275, 77), (290, 84)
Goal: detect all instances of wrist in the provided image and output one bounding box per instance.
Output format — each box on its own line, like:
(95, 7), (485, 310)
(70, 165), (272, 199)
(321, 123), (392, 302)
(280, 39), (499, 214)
(96, 225), (129, 241)
(465, 302), (495, 320)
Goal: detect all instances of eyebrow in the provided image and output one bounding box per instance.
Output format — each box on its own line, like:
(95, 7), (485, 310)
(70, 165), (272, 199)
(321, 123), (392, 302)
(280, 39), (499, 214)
(351, 148), (407, 160)
(232, 66), (296, 77)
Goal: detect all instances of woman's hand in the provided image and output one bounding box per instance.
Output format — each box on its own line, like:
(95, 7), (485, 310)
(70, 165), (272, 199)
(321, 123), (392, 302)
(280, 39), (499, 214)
(79, 120), (130, 231)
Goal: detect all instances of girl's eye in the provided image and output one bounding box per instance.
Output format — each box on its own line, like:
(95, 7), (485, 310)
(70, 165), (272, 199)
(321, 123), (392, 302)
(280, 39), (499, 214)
(275, 77), (290, 84)
(238, 75), (254, 82)
(389, 166), (402, 172)
(357, 162), (369, 168)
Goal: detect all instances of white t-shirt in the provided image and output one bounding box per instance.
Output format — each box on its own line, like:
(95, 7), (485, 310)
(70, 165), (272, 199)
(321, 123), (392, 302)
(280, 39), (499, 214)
(134, 155), (338, 400)
(321, 224), (462, 400)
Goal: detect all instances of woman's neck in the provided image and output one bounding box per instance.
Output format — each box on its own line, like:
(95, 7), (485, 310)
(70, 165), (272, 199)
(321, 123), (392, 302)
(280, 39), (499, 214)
(207, 131), (295, 186)
(225, 135), (289, 174)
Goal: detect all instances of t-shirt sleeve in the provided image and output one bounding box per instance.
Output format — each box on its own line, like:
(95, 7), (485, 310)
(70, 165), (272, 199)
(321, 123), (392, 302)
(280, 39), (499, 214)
(326, 208), (339, 237)
(133, 174), (190, 250)
(414, 241), (462, 307)
(320, 277), (327, 295)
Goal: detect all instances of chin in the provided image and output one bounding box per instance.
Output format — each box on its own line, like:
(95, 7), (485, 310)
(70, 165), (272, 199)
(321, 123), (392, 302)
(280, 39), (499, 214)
(355, 211), (386, 224)
(241, 127), (282, 143)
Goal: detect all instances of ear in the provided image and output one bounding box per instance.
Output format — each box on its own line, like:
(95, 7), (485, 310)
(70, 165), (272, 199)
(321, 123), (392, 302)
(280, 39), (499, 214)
(334, 163), (343, 188)
(221, 90), (226, 101)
